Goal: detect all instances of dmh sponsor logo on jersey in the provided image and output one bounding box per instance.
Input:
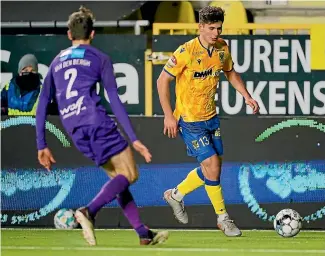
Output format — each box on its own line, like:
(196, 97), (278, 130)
(193, 68), (220, 78)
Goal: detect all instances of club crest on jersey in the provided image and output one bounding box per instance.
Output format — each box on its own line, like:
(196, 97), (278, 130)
(192, 140), (199, 150)
(214, 128), (221, 137)
(166, 55), (177, 68)
(197, 59), (201, 65)
(218, 51), (225, 64)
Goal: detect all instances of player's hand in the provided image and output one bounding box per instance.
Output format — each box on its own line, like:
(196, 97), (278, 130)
(38, 148), (56, 171)
(133, 140), (152, 163)
(245, 97), (259, 114)
(164, 115), (178, 138)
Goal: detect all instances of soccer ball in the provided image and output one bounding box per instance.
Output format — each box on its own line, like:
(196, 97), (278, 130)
(54, 209), (78, 229)
(273, 208), (303, 237)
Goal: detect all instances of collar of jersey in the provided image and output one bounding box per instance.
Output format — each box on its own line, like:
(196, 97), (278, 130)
(197, 37), (214, 58)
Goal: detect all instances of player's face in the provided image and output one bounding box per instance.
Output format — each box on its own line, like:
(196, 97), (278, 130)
(199, 22), (223, 45)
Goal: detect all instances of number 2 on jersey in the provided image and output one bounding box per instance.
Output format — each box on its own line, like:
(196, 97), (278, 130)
(64, 68), (78, 99)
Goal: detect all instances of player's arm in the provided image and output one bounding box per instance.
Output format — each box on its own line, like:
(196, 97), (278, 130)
(36, 66), (56, 171)
(157, 46), (188, 138)
(101, 57), (151, 163)
(157, 66), (175, 118)
(223, 52), (259, 114)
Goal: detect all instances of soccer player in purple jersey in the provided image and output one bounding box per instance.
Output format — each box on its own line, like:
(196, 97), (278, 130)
(36, 6), (168, 246)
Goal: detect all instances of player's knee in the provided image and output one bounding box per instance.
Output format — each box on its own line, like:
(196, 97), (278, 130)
(130, 172), (139, 184)
(102, 168), (117, 179)
(121, 168), (139, 184)
(118, 172), (133, 184)
(201, 155), (221, 180)
(130, 167), (139, 183)
(205, 169), (221, 181)
(125, 173), (138, 184)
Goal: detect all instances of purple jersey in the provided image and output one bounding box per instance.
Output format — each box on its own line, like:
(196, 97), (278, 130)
(36, 44), (137, 150)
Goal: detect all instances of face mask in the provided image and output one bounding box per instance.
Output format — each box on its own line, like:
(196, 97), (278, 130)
(15, 72), (40, 92)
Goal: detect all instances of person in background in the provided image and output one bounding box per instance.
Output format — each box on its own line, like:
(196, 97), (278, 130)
(1, 54), (42, 115)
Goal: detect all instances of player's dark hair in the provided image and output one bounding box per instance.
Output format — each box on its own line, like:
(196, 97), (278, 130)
(199, 6), (225, 24)
(68, 6), (95, 40)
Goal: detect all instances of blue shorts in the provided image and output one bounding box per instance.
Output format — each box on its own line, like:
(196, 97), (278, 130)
(71, 121), (128, 167)
(178, 115), (223, 163)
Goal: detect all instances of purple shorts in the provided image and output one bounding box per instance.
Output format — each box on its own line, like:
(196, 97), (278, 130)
(71, 122), (128, 166)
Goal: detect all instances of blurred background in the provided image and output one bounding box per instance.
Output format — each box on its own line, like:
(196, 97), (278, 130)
(1, 0), (325, 232)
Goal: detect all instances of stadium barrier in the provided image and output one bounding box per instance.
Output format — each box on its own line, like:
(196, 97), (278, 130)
(1, 20), (150, 35)
(1, 116), (325, 229)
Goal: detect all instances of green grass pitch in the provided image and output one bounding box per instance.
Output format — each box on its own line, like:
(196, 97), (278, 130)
(2, 229), (324, 256)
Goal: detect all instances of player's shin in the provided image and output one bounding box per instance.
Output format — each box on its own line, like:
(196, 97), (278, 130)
(204, 179), (228, 218)
(173, 167), (205, 201)
(117, 188), (149, 238)
(87, 174), (130, 218)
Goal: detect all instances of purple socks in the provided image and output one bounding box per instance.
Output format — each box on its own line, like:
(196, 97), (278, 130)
(87, 174), (149, 238)
(117, 188), (149, 238)
(87, 174), (129, 217)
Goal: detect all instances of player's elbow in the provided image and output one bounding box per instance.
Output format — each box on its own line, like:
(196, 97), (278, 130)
(224, 69), (236, 81)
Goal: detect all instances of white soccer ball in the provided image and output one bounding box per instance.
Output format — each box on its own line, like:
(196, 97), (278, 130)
(54, 208), (78, 229)
(273, 208), (303, 237)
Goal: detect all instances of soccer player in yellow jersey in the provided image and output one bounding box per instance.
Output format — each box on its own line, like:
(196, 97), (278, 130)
(157, 6), (259, 237)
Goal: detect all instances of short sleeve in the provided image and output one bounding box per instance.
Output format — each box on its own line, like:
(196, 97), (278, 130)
(163, 45), (190, 78)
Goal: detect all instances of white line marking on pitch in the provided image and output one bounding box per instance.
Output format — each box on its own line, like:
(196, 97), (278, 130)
(2, 246), (325, 254)
(2, 228), (325, 232)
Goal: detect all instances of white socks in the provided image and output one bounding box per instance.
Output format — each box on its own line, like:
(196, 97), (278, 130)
(171, 187), (184, 202)
(217, 212), (229, 222)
